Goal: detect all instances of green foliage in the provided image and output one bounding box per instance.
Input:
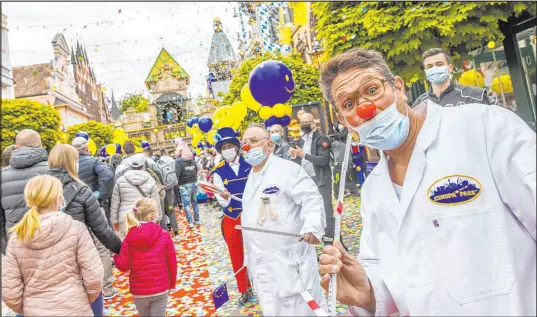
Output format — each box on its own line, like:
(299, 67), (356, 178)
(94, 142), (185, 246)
(119, 93), (149, 114)
(66, 121), (113, 151)
(1, 98), (61, 152)
(222, 51), (322, 131)
(312, 2), (537, 84)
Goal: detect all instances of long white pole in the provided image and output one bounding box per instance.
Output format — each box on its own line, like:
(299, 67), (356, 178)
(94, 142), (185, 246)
(328, 132), (353, 316)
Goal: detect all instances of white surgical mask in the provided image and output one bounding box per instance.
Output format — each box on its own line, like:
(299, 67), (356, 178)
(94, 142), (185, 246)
(221, 148), (238, 162)
(426, 66), (450, 85)
(345, 90), (410, 151)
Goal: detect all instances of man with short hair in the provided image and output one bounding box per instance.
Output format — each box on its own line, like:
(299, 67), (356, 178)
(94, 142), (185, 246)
(115, 141), (163, 182)
(412, 48), (492, 108)
(1, 129), (49, 254)
(71, 136), (118, 300)
(290, 113), (338, 246)
(317, 47), (535, 316)
(241, 125), (327, 316)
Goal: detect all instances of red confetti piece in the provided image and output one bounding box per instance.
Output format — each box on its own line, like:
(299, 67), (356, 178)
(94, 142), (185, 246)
(337, 201), (343, 215)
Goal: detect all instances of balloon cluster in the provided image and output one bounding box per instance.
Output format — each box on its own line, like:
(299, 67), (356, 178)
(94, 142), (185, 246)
(247, 60), (295, 128)
(100, 144), (122, 158)
(186, 116), (218, 156)
(75, 131), (98, 156)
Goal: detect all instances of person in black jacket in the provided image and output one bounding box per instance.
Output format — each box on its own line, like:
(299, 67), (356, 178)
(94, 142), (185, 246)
(72, 137), (115, 222)
(48, 144), (121, 301)
(175, 142), (200, 229)
(290, 113), (345, 247)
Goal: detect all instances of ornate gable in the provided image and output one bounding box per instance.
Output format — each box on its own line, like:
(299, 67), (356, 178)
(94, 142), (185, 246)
(144, 48), (189, 89)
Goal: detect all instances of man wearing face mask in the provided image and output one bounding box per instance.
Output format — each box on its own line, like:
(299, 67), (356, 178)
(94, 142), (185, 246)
(211, 127), (255, 306)
(241, 124), (327, 316)
(269, 124), (291, 160)
(317, 48), (536, 316)
(290, 113), (338, 246)
(412, 48), (492, 108)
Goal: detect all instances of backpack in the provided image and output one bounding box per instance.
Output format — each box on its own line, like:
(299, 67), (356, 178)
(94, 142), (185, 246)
(157, 156), (178, 190)
(145, 162), (167, 200)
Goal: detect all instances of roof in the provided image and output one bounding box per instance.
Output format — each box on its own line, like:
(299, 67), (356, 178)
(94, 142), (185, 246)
(110, 90), (121, 120)
(144, 48), (189, 89)
(154, 92), (189, 104)
(207, 20), (236, 66)
(12, 63), (52, 98)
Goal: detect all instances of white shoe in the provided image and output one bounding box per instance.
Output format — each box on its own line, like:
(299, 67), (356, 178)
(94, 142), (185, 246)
(189, 223), (194, 229)
(195, 221), (201, 225)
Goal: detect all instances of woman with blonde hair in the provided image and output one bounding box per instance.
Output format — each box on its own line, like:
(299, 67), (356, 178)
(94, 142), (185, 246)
(113, 198), (177, 316)
(2, 175), (103, 316)
(47, 144), (121, 310)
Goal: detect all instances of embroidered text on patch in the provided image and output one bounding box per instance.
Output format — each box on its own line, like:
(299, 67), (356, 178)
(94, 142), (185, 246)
(428, 175), (482, 205)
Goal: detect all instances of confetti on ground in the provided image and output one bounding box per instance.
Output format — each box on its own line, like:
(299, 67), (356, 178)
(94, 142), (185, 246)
(2, 196), (362, 317)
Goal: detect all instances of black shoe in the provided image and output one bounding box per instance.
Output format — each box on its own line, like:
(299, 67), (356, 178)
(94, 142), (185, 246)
(238, 288), (254, 307)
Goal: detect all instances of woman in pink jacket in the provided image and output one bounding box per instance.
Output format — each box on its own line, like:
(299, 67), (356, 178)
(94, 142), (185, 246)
(2, 175), (104, 316)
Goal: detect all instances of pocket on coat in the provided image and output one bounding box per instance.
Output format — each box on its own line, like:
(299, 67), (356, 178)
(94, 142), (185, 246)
(425, 207), (515, 304)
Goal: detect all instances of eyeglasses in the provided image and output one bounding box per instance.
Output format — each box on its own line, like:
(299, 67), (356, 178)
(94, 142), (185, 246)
(335, 78), (391, 118)
(241, 137), (268, 147)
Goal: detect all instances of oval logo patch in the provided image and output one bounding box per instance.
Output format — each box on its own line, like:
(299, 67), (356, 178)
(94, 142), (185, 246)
(428, 175), (482, 205)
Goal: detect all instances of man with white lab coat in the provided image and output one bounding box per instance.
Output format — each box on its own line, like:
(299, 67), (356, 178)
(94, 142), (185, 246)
(241, 125), (327, 316)
(317, 48), (536, 316)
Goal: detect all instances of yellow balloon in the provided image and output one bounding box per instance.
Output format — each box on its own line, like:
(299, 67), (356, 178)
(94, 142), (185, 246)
(191, 132), (203, 146)
(259, 106), (272, 120)
(459, 70), (484, 88)
(272, 103), (287, 118)
(87, 139), (97, 156)
(284, 104), (293, 117)
(487, 41), (495, 49)
(207, 130), (217, 145)
(232, 101), (248, 118)
(491, 75), (514, 94)
(192, 124), (199, 131)
(195, 148), (201, 156)
(185, 126), (194, 135)
(105, 144), (116, 156)
(241, 85), (261, 111)
(213, 106), (236, 128)
(231, 118), (242, 131)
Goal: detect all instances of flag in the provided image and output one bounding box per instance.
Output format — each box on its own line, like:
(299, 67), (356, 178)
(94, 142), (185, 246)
(212, 283), (229, 310)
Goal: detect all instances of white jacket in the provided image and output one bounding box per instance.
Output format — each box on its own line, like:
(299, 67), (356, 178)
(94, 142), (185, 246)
(350, 101), (536, 316)
(242, 155), (327, 316)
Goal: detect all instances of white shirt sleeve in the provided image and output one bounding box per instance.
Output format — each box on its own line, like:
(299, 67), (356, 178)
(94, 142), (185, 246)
(288, 164), (326, 241)
(349, 185), (398, 317)
(485, 105), (536, 240)
(212, 172), (231, 208)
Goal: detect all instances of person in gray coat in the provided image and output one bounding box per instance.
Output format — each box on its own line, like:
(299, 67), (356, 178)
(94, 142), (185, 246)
(269, 124), (291, 160)
(111, 154), (162, 237)
(1, 130), (49, 255)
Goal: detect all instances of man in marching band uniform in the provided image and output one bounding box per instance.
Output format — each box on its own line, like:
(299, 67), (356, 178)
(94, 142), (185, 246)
(241, 125), (327, 316)
(211, 127), (255, 306)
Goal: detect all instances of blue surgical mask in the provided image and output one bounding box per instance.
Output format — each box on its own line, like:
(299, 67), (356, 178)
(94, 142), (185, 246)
(346, 91), (410, 151)
(271, 133), (281, 143)
(425, 66), (450, 85)
(244, 145), (267, 166)
(59, 200), (66, 212)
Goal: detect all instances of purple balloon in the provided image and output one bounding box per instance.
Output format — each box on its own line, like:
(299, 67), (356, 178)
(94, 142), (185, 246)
(191, 116), (199, 125)
(198, 116), (213, 133)
(141, 140), (150, 149)
(100, 146), (109, 158)
(115, 144), (122, 154)
(279, 115), (291, 127)
(264, 116), (280, 128)
(249, 60), (295, 106)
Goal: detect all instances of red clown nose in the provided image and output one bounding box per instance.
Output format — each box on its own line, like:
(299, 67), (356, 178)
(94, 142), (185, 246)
(356, 102), (377, 120)
(242, 144), (251, 152)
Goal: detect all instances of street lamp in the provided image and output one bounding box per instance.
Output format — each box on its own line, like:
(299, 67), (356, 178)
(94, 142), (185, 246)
(307, 40), (334, 134)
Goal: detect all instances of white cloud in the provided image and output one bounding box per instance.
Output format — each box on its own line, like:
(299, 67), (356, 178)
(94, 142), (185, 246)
(4, 2), (241, 101)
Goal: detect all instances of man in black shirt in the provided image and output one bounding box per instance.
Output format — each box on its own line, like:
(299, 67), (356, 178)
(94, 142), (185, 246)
(412, 48), (493, 108)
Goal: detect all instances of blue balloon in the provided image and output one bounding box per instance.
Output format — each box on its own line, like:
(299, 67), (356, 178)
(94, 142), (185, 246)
(100, 146), (109, 158)
(198, 116), (213, 133)
(191, 116), (199, 125)
(280, 115), (291, 127)
(141, 140), (150, 149)
(115, 144), (122, 154)
(186, 119), (193, 128)
(249, 60), (295, 106)
(76, 131), (90, 140)
(264, 116), (280, 128)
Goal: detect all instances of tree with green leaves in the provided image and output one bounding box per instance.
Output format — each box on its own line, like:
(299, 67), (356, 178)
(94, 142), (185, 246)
(222, 51), (322, 131)
(66, 121), (113, 152)
(1, 98), (61, 152)
(312, 2), (536, 84)
(119, 93), (150, 114)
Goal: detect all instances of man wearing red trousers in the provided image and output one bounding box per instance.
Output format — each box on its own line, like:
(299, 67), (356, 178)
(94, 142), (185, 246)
(211, 127), (255, 306)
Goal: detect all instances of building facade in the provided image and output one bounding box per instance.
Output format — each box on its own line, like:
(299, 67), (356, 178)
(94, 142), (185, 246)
(1, 14), (15, 99)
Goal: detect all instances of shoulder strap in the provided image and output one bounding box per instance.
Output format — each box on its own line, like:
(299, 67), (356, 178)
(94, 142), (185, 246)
(134, 185), (147, 198)
(64, 183), (83, 210)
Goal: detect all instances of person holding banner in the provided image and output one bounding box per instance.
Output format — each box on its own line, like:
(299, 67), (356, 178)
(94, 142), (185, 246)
(317, 48), (536, 316)
(211, 127), (255, 307)
(240, 125), (327, 316)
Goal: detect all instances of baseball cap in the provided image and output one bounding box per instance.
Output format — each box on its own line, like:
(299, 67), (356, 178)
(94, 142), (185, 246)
(72, 137), (88, 150)
(129, 153), (147, 168)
